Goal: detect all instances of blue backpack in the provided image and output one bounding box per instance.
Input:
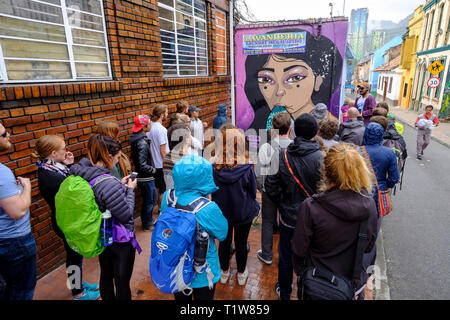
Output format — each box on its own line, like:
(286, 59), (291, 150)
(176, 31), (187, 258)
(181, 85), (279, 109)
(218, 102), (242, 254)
(149, 189), (211, 294)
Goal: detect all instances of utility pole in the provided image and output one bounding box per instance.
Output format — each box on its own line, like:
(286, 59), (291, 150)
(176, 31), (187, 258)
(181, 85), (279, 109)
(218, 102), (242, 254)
(343, 0), (346, 16)
(329, 2), (334, 18)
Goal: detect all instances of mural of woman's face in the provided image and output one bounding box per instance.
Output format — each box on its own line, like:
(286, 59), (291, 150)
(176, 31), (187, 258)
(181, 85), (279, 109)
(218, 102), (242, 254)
(257, 55), (323, 120)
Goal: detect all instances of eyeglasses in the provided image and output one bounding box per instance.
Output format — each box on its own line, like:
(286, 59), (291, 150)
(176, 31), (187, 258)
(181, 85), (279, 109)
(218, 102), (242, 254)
(0, 130), (8, 138)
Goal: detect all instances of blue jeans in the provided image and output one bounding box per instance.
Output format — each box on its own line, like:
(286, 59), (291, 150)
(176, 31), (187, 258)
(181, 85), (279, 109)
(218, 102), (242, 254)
(0, 232), (37, 300)
(278, 223), (295, 300)
(138, 180), (157, 228)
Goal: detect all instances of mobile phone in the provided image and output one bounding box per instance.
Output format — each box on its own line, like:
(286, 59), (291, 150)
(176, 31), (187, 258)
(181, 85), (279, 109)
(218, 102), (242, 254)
(130, 172), (138, 181)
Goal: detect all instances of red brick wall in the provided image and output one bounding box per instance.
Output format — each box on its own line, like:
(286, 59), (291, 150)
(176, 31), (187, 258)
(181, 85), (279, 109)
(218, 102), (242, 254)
(0, 0), (231, 278)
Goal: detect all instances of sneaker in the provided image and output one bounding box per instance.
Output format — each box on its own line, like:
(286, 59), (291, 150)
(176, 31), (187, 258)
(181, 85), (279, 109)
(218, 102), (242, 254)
(257, 250), (272, 265)
(72, 288), (100, 301)
(237, 267), (248, 286)
(417, 155), (422, 160)
(143, 218), (157, 231)
(220, 269), (230, 284)
(275, 282), (281, 300)
(82, 282), (99, 291)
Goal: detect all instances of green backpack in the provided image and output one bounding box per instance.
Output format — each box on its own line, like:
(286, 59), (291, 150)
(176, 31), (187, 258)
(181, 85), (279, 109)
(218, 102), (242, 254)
(55, 175), (108, 258)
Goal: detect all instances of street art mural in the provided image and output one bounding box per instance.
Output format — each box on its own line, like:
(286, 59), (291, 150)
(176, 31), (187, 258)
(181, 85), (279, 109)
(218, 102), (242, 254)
(235, 20), (348, 135)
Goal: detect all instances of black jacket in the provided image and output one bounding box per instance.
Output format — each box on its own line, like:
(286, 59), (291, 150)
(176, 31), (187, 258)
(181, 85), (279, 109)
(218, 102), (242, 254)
(337, 119), (366, 146)
(212, 164), (260, 225)
(292, 188), (378, 288)
(129, 131), (156, 180)
(37, 167), (67, 238)
(70, 158), (135, 232)
(265, 137), (323, 228)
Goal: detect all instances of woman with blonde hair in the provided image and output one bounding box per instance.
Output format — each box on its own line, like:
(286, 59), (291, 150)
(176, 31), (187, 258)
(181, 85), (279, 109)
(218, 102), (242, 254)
(211, 124), (260, 286)
(291, 143), (378, 300)
(33, 135), (100, 300)
(96, 120), (131, 179)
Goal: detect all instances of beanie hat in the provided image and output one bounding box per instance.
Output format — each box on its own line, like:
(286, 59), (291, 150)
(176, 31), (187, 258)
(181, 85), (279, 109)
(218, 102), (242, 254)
(294, 113), (318, 140)
(312, 103), (328, 123)
(132, 115), (150, 133)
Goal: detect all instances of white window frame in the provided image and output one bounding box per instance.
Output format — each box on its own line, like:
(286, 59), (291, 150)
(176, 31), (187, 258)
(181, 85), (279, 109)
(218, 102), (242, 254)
(215, 8), (227, 75)
(0, 0), (112, 84)
(158, 0), (208, 78)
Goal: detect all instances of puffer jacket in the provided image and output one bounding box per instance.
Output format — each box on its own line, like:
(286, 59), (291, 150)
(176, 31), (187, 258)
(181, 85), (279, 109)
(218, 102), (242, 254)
(213, 104), (227, 130)
(129, 131), (156, 181)
(265, 137), (323, 228)
(384, 119), (407, 160)
(161, 155), (228, 289)
(70, 158), (135, 233)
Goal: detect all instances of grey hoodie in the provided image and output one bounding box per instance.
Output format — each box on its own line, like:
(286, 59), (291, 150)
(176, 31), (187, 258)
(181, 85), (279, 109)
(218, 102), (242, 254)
(337, 119), (366, 146)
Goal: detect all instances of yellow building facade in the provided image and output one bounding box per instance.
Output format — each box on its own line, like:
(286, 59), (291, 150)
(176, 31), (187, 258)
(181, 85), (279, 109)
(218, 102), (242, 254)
(410, 0), (450, 114)
(399, 5), (424, 109)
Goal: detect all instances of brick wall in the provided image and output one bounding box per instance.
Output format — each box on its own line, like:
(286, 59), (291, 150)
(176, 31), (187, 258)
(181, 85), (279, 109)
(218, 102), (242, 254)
(0, 0), (231, 278)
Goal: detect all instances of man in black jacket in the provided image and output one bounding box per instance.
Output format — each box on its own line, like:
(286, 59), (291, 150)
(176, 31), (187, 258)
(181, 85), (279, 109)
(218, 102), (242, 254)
(337, 107), (366, 146)
(265, 113), (323, 300)
(129, 115), (157, 230)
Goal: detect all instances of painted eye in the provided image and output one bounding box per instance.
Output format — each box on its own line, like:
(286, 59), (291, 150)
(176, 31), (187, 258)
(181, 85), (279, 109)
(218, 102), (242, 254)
(257, 76), (274, 84)
(286, 75), (305, 83)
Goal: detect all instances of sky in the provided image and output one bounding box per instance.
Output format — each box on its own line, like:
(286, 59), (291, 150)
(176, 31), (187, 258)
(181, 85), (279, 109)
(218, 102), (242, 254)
(242, 0), (426, 24)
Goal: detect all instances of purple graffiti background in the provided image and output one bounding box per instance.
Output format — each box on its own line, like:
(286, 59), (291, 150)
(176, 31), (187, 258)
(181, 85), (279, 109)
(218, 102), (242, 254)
(235, 21), (348, 131)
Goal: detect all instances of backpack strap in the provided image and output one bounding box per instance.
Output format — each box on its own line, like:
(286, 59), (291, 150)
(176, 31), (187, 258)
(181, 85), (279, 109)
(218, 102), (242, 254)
(167, 189), (177, 207)
(89, 174), (115, 188)
(166, 189), (211, 214)
(351, 220), (369, 290)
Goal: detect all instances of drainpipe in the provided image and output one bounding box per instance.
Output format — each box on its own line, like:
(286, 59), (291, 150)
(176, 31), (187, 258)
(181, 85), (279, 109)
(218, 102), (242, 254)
(230, 0), (235, 125)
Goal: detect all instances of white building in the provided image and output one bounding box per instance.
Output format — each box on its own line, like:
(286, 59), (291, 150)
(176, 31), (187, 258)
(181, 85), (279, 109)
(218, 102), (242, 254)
(374, 56), (403, 106)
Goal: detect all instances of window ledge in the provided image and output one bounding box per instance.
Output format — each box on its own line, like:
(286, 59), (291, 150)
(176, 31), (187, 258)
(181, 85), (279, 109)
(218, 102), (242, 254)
(163, 75), (231, 87)
(0, 80), (121, 102)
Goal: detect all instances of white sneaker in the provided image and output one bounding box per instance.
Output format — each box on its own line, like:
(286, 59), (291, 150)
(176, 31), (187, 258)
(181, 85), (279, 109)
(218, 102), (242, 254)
(220, 269), (230, 284)
(237, 267), (248, 286)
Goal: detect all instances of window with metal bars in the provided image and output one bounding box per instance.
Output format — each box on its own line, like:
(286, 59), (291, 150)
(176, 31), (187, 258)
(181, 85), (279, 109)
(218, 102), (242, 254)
(0, 0), (112, 83)
(158, 0), (208, 77)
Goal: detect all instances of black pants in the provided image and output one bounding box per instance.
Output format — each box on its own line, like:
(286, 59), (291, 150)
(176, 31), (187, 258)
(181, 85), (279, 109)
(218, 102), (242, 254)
(98, 242), (136, 300)
(62, 238), (84, 296)
(173, 285), (216, 301)
(219, 222), (252, 273)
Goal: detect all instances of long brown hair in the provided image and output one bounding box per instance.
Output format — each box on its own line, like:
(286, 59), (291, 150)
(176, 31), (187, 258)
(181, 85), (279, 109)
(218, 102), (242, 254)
(319, 143), (373, 194)
(88, 134), (121, 169)
(96, 120), (120, 140)
(31, 135), (65, 161)
(213, 124), (249, 170)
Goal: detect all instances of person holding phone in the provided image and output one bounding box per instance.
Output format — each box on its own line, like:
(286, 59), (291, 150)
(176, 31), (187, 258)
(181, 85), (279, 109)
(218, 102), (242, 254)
(32, 135), (100, 300)
(0, 121), (36, 300)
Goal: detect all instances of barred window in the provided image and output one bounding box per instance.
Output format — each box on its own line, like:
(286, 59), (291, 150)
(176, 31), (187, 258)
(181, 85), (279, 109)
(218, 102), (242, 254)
(215, 8), (227, 75)
(158, 0), (208, 77)
(0, 0), (111, 83)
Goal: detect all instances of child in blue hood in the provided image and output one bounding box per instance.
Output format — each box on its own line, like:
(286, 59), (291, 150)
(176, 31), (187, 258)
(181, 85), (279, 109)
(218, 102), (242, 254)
(161, 155), (228, 300)
(211, 125), (260, 286)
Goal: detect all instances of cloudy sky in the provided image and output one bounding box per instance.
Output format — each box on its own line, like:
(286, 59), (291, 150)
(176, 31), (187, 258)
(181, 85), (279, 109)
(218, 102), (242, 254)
(242, 0), (426, 23)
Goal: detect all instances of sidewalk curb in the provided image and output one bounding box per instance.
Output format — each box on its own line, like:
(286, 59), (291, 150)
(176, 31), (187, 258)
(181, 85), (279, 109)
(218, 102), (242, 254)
(374, 229), (391, 300)
(395, 115), (450, 150)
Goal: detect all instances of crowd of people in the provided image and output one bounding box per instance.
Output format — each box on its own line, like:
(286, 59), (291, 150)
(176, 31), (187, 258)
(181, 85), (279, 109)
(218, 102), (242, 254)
(0, 87), (432, 301)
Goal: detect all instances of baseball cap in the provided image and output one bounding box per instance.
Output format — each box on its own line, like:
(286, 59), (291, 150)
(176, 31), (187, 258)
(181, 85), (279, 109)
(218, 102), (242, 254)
(132, 115), (150, 132)
(188, 105), (201, 112)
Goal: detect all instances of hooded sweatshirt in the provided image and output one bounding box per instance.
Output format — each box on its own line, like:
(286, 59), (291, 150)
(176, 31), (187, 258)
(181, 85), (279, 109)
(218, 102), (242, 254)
(70, 158), (135, 232)
(362, 123), (400, 192)
(212, 164), (260, 225)
(292, 188), (378, 288)
(337, 119), (366, 146)
(161, 155), (228, 289)
(265, 137), (323, 228)
(213, 104), (227, 130)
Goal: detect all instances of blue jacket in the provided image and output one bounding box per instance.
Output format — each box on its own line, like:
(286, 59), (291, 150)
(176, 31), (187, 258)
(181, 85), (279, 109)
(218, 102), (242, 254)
(213, 104), (227, 130)
(161, 155), (228, 289)
(212, 164), (260, 225)
(362, 123), (400, 205)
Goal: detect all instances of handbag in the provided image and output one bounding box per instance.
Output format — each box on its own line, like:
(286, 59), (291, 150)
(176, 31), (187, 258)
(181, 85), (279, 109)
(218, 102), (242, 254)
(298, 219), (369, 300)
(360, 146), (393, 217)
